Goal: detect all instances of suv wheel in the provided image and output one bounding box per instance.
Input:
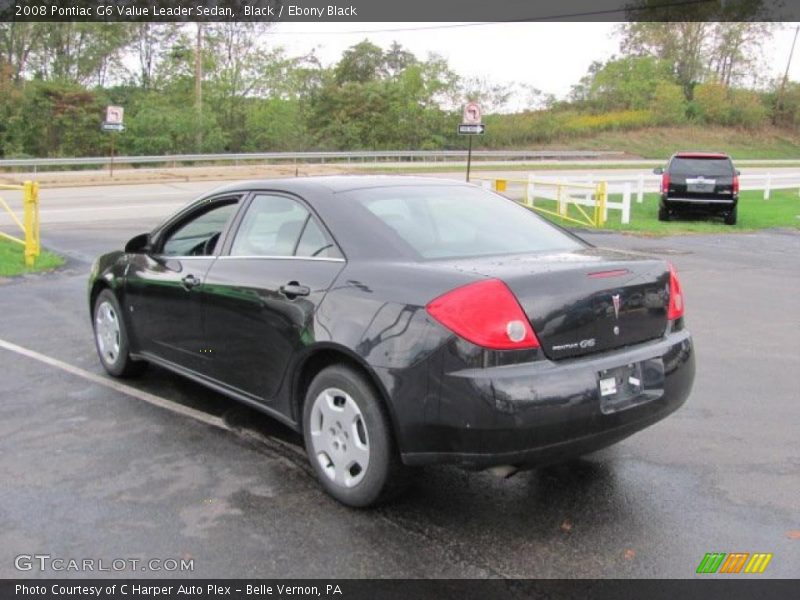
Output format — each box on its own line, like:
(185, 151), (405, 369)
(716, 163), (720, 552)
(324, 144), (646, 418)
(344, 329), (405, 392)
(724, 207), (737, 226)
(658, 206), (670, 222)
(303, 365), (406, 507)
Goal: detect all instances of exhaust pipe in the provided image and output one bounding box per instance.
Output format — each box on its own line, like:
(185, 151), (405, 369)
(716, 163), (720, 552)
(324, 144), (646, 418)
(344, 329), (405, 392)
(487, 465), (519, 479)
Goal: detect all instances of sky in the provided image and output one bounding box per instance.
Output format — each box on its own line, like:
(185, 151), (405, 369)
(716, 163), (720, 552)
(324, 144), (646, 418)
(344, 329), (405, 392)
(265, 21), (800, 111)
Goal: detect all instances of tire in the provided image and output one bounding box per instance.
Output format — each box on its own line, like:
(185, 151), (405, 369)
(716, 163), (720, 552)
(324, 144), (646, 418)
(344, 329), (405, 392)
(302, 364), (405, 507)
(725, 207), (737, 226)
(92, 289), (146, 378)
(658, 206), (670, 222)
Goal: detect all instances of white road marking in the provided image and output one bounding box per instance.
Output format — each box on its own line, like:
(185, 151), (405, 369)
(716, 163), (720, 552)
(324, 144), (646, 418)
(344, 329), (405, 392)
(0, 338), (229, 432)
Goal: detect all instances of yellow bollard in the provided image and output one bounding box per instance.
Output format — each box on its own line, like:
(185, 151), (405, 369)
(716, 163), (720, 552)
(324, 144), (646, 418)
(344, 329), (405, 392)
(495, 179), (507, 192)
(595, 181), (608, 226)
(23, 181), (40, 267)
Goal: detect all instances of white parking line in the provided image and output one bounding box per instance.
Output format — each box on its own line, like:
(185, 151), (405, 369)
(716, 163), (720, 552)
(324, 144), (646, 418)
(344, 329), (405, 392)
(0, 338), (229, 432)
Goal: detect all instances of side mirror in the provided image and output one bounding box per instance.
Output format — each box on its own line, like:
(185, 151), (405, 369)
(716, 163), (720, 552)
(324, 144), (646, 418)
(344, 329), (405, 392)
(124, 233), (151, 254)
(736, 169), (741, 176)
(653, 167), (664, 175)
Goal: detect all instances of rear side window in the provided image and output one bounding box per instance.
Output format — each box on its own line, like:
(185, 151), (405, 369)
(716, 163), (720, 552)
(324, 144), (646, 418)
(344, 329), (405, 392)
(343, 185), (582, 260)
(669, 158), (733, 177)
(230, 194), (341, 258)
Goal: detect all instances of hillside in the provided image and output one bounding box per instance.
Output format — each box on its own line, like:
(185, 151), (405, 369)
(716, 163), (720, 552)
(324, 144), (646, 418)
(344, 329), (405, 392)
(485, 125), (800, 160)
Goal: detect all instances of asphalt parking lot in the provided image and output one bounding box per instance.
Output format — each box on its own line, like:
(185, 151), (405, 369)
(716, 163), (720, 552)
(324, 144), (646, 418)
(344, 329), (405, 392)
(0, 180), (798, 578)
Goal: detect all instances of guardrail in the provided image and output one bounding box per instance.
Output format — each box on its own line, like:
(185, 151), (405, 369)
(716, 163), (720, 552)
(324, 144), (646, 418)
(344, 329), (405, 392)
(0, 181), (40, 266)
(0, 150), (627, 171)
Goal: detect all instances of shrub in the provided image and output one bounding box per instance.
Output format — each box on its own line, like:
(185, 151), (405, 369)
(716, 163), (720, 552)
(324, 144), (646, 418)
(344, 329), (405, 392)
(651, 82), (687, 125)
(693, 83), (730, 124)
(727, 90), (767, 128)
(562, 110), (654, 135)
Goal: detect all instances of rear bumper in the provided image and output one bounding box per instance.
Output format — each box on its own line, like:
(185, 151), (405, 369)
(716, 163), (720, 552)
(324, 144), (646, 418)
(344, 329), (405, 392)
(400, 329), (694, 467)
(662, 195), (736, 212)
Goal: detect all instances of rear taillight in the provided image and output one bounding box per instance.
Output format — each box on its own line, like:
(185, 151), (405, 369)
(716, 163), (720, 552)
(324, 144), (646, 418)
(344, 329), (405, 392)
(732, 174), (740, 194)
(426, 279), (540, 350)
(661, 172), (670, 194)
(667, 263), (684, 320)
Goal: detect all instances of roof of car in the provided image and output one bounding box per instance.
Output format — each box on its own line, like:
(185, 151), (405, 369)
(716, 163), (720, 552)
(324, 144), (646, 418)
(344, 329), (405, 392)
(673, 152), (730, 159)
(206, 175), (470, 196)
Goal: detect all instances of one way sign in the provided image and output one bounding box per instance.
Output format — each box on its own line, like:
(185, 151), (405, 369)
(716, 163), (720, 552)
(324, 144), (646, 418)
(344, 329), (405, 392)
(458, 124), (485, 135)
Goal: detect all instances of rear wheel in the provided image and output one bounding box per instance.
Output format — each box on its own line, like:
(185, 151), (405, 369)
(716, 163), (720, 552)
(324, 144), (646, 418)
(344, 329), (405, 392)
(303, 364), (405, 507)
(93, 289), (146, 378)
(724, 206), (737, 225)
(658, 206), (670, 222)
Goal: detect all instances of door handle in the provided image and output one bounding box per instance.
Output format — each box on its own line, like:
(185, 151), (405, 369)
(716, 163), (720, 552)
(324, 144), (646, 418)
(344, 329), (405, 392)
(280, 282), (310, 298)
(181, 274), (201, 290)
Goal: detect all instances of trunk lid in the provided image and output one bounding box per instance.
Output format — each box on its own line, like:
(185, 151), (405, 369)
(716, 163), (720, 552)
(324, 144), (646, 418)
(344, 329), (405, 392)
(433, 248), (670, 360)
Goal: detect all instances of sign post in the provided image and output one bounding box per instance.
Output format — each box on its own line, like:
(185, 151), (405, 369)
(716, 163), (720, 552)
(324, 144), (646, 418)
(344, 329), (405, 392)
(459, 102), (484, 182)
(102, 106), (125, 178)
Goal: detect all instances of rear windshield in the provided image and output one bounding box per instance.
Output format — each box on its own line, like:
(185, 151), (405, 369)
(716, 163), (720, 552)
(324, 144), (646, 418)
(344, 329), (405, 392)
(341, 185), (582, 260)
(670, 157), (733, 176)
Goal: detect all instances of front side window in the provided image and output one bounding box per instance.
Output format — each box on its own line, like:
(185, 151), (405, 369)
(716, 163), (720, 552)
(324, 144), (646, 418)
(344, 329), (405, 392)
(230, 194), (340, 258)
(161, 200), (238, 257)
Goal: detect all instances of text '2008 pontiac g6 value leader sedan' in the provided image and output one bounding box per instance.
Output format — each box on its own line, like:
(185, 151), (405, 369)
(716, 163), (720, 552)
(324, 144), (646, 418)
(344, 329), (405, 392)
(89, 176), (695, 507)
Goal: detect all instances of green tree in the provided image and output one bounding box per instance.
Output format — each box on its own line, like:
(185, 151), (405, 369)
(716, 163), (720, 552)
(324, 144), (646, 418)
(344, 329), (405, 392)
(334, 40), (386, 84)
(619, 18), (775, 98)
(27, 24), (133, 86)
(311, 42), (458, 150)
(586, 56), (674, 111)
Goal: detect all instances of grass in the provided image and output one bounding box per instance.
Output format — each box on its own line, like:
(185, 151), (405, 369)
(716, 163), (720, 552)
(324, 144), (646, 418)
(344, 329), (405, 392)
(0, 237), (64, 277)
(487, 125), (800, 160)
(529, 189), (800, 235)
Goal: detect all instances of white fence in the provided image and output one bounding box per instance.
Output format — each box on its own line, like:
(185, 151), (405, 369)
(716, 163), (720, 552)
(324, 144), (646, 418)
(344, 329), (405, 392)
(526, 175), (631, 224)
(484, 169), (800, 226)
(530, 170), (800, 208)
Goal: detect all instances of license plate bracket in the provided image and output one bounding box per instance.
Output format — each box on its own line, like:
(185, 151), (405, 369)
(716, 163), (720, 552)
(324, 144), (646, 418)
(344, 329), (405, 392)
(598, 358), (664, 414)
(686, 177), (716, 193)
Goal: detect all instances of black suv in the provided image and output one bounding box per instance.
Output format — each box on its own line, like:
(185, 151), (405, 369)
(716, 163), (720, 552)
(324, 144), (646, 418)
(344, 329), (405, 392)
(654, 152), (740, 225)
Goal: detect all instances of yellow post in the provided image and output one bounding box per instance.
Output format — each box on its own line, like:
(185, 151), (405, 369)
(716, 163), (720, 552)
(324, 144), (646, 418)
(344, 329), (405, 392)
(595, 181), (608, 226)
(23, 181), (40, 267)
(495, 179), (507, 192)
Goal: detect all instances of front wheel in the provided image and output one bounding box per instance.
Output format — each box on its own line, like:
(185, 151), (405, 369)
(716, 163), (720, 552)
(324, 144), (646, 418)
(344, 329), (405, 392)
(303, 365), (404, 507)
(93, 289), (146, 378)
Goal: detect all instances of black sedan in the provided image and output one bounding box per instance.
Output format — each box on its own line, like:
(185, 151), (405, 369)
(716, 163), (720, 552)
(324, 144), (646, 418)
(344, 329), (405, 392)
(89, 176), (695, 507)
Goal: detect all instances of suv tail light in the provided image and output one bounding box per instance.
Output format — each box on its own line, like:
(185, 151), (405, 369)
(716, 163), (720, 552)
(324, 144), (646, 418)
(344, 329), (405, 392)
(667, 263), (685, 320)
(661, 172), (670, 194)
(732, 173), (740, 194)
(426, 279), (540, 350)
